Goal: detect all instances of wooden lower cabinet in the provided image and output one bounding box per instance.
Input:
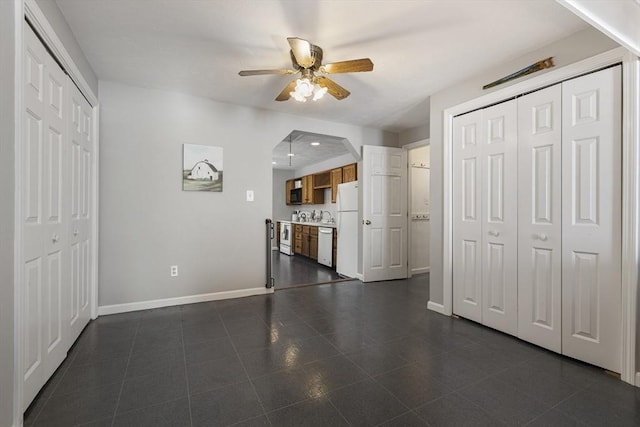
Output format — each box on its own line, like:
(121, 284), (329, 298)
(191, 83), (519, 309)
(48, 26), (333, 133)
(276, 222), (281, 247)
(301, 226), (310, 256)
(309, 227), (318, 260)
(332, 230), (337, 268)
(292, 224), (324, 262)
(294, 224), (303, 254)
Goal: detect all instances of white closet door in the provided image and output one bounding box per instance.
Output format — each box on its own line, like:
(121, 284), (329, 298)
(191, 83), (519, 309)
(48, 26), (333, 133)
(68, 81), (93, 345)
(453, 110), (483, 323)
(561, 65), (622, 372)
(481, 100), (518, 335)
(22, 25), (69, 410)
(517, 85), (562, 352)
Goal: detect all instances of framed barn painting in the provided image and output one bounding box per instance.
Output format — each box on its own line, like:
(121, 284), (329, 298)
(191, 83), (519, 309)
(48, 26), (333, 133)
(183, 144), (223, 192)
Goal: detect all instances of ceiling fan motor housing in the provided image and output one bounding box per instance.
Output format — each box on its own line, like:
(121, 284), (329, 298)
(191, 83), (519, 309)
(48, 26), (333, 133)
(290, 44), (323, 70)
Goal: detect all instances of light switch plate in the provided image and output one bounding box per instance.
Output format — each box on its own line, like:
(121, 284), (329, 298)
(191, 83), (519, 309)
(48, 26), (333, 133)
(246, 190), (254, 202)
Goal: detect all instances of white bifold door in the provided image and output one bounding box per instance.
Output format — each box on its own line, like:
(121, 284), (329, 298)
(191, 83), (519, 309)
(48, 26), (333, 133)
(560, 67), (621, 372)
(22, 24), (94, 410)
(517, 84), (563, 353)
(22, 24), (69, 409)
(453, 66), (622, 373)
(453, 100), (518, 336)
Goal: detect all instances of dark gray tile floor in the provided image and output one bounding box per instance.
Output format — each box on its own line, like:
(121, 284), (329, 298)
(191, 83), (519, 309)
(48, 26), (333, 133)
(272, 250), (341, 289)
(24, 274), (640, 426)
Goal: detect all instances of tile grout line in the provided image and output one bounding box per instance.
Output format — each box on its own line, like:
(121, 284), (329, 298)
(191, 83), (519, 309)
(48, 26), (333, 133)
(218, 310), (274, 427)
(27, 324), (84, 426)
(180, 310), (194, 427)
(110, 318), (141, 427)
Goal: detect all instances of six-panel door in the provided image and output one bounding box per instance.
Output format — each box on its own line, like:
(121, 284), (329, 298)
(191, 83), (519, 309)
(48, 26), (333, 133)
(452, 66), (622, 372)
(517, 84), (563, 353)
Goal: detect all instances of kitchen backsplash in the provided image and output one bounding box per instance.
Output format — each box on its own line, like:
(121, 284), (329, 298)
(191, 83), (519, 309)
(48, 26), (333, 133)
(289, 189), (336, 222)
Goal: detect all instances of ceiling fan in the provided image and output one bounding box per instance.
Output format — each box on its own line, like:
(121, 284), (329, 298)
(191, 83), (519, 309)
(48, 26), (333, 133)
(238, 37), (373, 102)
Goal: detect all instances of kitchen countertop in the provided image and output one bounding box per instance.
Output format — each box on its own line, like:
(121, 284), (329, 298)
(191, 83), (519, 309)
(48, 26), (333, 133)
(279, 220), (336, 228)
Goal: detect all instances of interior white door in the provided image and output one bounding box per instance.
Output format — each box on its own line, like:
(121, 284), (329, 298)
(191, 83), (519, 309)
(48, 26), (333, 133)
(362, 145), (408, 282)
(68, 81), (93, 345)
(452, 110), (483, 323)
(480, 100), (518, 335)
(22, 25), (69, 410)
(517, 84), (563, 352)
(561, 65), (622, 372)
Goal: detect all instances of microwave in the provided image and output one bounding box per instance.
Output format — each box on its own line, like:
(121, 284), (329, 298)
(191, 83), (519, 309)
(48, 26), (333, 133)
(290, 188), (302, 204)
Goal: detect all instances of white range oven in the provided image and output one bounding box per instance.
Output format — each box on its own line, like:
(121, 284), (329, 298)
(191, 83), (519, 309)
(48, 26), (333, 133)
(279, 221), (294, 255)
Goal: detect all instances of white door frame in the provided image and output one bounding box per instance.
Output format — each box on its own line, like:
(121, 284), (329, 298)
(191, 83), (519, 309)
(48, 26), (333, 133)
(404, 139), (430, 278)
(14, 0), (100, 422)
(437, 47), (640, 385)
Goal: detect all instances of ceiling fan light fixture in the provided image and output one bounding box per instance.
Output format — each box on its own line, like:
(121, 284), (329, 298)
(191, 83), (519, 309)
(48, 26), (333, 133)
(312, 84), (327, 101)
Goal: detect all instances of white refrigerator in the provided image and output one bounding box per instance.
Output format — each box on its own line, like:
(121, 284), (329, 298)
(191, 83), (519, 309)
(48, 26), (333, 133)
(336, 181), (358, 278)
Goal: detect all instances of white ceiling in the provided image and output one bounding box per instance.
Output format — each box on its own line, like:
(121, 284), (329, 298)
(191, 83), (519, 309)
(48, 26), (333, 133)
(55, 0), (590, 134)
(272, 130), (353, 171)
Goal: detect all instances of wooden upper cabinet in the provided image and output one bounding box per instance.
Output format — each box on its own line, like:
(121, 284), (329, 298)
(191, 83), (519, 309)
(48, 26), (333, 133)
(330, 168), (343, 203)
(342, 163), (357, 183)
(302, 174), (324, 204)
(313, 170), (331, 189)
(285, 179), (294, 205)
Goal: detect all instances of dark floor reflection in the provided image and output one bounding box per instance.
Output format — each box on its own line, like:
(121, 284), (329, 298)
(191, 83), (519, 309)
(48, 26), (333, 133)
(272, 250), (341, 289)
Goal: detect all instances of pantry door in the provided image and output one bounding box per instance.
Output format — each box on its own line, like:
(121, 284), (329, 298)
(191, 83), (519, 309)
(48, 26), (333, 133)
(561, 65), (622, 373)
(452, 110), (483, 323)
(480, 100), (518, 336)
(22, 24), (69, 410)
(361, 145), (408, 282)
(517, 84), (562, 352)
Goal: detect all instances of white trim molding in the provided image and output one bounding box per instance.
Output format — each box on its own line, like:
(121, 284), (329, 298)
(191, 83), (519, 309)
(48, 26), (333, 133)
(13, 2), (24, 427)
(427, 301), (446, 315)
(23, 0), (98, 106)
(98, 287), (275, 316)
(557, 0), (640, 57)
(438, 47), (639, 385)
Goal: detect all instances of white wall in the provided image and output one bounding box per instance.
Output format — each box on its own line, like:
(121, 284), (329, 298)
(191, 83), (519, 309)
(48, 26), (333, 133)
(98, 80), (395, 308)
(34, 0), (98, 95)
(428, 27), (619, 305)
(0, 1), (16, 425)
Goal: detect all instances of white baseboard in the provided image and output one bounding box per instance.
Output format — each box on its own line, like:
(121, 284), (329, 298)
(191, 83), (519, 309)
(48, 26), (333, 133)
(635, 372), (640, 387)
(411, 267), (430, 274)
(356, 273), (364, 281)
(272, 246), (279, 251)
(427, 300), (446, 315)
(98, 287), (274, 316)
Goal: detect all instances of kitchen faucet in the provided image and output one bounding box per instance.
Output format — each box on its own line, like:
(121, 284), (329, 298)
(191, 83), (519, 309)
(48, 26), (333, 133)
(322, 210), (334, 223)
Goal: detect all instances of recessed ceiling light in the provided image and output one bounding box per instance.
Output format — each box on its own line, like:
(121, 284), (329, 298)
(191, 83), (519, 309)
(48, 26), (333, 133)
(311, 142), (320, 146)
(287, 153), (295, 157)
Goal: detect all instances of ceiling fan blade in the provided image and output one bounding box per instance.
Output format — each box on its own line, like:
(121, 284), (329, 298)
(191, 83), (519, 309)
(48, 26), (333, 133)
(321, 58), (374, 74)
(238, 69), (295, 76)
(275, 79), (298, 101)
(287, 37), (315, 68)
(315, 76), (350, 100)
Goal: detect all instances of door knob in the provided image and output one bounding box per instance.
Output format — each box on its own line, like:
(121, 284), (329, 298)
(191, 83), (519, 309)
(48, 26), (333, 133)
(488, 230), (500, 237)
(73, 229), (79, 236)
(52, 234), (59, 243)
(536, 233), (548, 241)
(363, 220), (371, 225)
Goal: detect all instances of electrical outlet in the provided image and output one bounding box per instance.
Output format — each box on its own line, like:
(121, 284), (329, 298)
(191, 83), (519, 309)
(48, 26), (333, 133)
(170, 265), (178, 277)
(246, 190), (254, 202)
